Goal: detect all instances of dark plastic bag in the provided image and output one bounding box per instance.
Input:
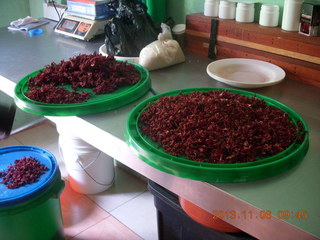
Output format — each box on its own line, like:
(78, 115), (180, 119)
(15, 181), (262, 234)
(104, 0), (161, 57)
(0, 100), (16, 140)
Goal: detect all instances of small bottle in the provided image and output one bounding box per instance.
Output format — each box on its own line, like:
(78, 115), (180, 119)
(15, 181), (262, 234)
(204, 0), (220, 17)
(281, 0), (303, 31)
(172, 24), (186, 50)
(219, 0), (236, 19)
(235, 2), (255, 23)
(259, 4), (280, 27)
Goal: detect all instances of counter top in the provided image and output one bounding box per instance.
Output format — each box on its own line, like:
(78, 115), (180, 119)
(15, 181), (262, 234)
(1, 21), (319, 240)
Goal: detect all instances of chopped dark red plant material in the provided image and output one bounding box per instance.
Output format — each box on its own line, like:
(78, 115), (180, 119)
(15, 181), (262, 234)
(26, 53), (140, 104)
(139, 90), (303, 164)
(26, 84), (91, 104)
(0, 156), (49, 189)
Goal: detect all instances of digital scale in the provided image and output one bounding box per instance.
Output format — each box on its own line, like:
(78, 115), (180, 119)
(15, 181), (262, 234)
(54, 0), (113, 41)
(55, 15), (108, 41)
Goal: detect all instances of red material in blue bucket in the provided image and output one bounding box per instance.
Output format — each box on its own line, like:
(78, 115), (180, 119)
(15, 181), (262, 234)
(0, 145), (59, 207)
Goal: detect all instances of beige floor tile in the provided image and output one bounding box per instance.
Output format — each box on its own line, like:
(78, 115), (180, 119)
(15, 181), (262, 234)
(87, 167), (147, 212)
(71, 216), (143, 240)
(110, 191), (157, 240)
(13, 120), (59, 147)
(0, 135), (21, 147)
(61, 181), (110, 239)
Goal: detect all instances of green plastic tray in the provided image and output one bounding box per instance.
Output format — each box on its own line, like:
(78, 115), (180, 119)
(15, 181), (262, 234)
(14, 63), (151, 116)
(125, 88), (309, 182)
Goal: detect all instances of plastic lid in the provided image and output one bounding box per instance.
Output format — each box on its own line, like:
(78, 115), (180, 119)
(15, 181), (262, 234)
(237, 2), (254, 8)
(125, 88), (309, 183)
(172, 24), (186, 35)
(0, 146), (58, 208)
(220, 0), (236, 6)
(14, 63), (151, 116)
(28, 28), (43, 37)
(261, 4), (279, 11)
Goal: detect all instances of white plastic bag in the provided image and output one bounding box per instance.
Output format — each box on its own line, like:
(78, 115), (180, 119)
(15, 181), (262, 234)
(139, 23), (185, 71)
(10, 16), (38, 27)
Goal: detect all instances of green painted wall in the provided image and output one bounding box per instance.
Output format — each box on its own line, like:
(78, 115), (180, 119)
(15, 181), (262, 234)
(167, 0), (206, 23)
(0, 0), (30, 28)
(0, 0), (66, 28)
(29, 0), (46, 19)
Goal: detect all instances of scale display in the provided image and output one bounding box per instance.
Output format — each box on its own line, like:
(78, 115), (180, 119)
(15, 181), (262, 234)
(56, 19), (79, 33)
(55, 15), (107, 41)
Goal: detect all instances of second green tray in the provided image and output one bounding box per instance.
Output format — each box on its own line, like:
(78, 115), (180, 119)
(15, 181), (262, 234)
(125, 88), (309, 183)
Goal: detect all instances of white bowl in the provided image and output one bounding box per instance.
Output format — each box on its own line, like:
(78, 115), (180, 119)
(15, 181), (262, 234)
(207, 58), (286, 88)
(99, 44), (140, 64)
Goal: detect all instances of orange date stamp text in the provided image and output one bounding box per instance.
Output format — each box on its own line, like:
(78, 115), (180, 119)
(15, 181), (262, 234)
(212, 210), (308, 220)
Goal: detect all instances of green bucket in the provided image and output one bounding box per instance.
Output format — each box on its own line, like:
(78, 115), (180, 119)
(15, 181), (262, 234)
(0, 146), (65, 240)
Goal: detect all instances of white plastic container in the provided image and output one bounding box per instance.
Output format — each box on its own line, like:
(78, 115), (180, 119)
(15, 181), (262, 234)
(259, 4), (280, 27)
(219, 0), (236, 19)
(204, 0), (220, 17)
(57, 125), (115, 194)
(236, 2), (255, 23)
(281, 0), (303, 31)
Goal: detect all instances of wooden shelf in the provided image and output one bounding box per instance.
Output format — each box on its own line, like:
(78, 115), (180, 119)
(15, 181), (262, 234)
(185, 13), (320, 87)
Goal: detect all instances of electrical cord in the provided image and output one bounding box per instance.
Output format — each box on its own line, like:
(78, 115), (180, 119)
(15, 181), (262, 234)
(47, 0), (68, 29)
(49, 0), (61, 20)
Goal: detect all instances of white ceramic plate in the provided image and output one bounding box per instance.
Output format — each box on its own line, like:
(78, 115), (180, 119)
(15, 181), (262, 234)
(206, 58), (286, 88)
(99, 44), (139, 64)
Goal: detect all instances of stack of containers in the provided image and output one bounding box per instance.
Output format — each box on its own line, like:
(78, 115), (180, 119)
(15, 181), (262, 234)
(67, 0), (114, 19)
(202, 0), (305, 31)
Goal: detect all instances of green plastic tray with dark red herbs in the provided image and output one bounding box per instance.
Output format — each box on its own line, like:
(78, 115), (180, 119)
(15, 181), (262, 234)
(14, 62), (151, 116)
(125, 88), (309, 183)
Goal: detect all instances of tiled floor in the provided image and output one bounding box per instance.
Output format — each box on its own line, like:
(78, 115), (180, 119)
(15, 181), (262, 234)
(0, 120), (158, 240)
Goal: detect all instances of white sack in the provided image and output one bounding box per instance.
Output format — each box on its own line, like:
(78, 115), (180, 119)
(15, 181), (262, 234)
(139, 23), (185, 71)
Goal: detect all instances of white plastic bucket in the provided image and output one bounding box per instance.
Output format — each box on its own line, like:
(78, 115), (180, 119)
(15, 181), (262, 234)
(57, 126), (115, 194)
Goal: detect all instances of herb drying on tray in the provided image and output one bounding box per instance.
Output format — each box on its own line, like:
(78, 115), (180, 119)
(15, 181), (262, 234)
(27, 84), (91, 104)
(0, 156), (49, 189)
(139, 90), (302, 164)
(26, 53), (140, 104)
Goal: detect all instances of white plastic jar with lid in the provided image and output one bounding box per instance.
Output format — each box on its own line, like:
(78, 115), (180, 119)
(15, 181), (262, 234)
(235, 2), (255, 23)
(259, 4), (280, 27)
(204, 0), (220, 17)
(281, 0), (303, 31)
(219, 0), (236, 19)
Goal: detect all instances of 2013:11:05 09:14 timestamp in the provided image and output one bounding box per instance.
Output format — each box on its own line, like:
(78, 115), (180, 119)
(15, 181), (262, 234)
(212, 210), (308, 220)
